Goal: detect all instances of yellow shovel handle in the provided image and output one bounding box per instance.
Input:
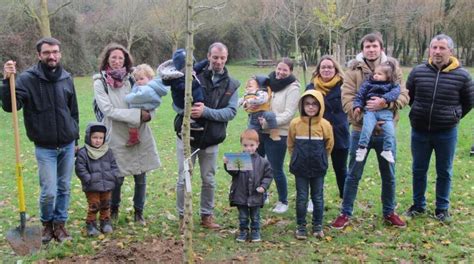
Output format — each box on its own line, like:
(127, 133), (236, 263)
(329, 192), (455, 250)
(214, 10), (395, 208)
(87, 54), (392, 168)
(10, 74), (26, 213)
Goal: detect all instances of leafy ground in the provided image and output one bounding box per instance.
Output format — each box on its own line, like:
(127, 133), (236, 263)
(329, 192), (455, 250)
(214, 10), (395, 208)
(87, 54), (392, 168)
(0, 66), (472, 263)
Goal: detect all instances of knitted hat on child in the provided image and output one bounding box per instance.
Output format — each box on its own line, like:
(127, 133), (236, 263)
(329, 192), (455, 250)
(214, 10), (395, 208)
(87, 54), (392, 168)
(172, 48), (186, 71)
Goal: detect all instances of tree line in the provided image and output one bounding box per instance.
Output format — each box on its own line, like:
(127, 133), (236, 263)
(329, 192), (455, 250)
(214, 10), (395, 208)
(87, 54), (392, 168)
(0, 0), (472, 75)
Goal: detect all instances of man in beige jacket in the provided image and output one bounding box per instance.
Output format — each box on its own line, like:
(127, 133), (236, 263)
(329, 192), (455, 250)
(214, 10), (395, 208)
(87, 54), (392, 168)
(331, 33), (409, 229)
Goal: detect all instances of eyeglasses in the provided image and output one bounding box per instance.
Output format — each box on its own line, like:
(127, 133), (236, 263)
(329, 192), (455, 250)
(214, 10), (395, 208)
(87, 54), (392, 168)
(304, 102), (319, 107)
(320, 66), (335, 70)
(41, 50), (60, 56)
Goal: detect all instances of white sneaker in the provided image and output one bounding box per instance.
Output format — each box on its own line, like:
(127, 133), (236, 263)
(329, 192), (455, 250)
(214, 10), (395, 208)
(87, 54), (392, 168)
(272, 201), (288, 213)
(264, 195), (270, 205)
(307, 200), (314, 213)
(355, 148), (367, 162)
(380, 150), (395, 163)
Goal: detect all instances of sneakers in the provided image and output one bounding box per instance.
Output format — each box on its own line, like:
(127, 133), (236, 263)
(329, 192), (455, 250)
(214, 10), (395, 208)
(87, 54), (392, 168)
(86, 222), (100, 237)
(41, 221), (54, 244)
(295, 226), (307, 240)
(307, 200), (314, 213)
(250, 229), (261, 242)
(272, 201), (289, 214)
(53, 222), (72, 243)
(384, 213), (406, 228)
(100, 220), (113, 234)
(471, 145), (474, 156)
(312, 225), (324, 238)
(434, 209), (452, 223)
(264, 194), (270, 205)
(331, 214), (350, 229)
(404, 205), (426, 218)
(355, 147), (367, 162)
(236, 229), (248, 242)
(380, 150), (395, 163)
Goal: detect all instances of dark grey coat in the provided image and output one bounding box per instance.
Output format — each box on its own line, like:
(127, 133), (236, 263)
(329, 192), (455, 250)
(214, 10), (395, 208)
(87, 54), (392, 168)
(75, 122), (120, 192)
(225, 153), (273, 208)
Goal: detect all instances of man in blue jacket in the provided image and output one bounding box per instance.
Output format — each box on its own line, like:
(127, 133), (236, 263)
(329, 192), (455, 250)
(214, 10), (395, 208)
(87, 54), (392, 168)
(2, 37), (79, 243)
(405, 34), (473, 222)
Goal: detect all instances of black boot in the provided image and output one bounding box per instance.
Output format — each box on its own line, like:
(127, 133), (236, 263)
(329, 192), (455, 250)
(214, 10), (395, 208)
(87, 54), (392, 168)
(100, 220), (113, 234)
(41, 221), (54, 244)
(86, 221), (100, 237)
(134, 209), (146, 226)
(111, 206), (119, 221)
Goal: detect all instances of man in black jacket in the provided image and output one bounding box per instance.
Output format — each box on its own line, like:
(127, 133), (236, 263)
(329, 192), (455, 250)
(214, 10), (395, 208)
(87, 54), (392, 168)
(2, 37), (79, 243)
(405, 34), (473, 222)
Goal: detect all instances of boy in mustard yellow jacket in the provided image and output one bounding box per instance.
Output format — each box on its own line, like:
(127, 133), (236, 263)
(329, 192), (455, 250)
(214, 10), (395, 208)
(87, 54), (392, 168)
(288, 90), (334, 240)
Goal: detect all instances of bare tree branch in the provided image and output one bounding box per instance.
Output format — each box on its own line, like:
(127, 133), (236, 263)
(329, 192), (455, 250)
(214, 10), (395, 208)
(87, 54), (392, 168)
(48, 1), (71, 17)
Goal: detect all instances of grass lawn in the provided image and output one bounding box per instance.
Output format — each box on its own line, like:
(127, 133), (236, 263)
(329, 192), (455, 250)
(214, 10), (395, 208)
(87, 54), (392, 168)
(0, 65), (472, 262)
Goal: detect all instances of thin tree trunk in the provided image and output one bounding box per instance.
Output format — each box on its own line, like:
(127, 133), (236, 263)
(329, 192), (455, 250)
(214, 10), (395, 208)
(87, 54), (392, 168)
(39, 0), (52, 37)
(182, 0), (195, 263)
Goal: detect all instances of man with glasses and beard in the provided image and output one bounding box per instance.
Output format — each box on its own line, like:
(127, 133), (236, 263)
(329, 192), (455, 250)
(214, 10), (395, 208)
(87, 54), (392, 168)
(2, 37), (79, 244)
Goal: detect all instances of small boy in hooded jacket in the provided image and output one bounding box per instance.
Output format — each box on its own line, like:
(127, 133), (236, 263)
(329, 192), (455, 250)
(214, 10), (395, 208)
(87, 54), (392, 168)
(224, 129), (273, 242)
(288, 90), (334, 239)
(75, 122), (120, 237)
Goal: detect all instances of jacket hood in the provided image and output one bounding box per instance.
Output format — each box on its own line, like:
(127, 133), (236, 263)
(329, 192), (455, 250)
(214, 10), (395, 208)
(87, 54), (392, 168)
(428, 56), (460, 72)
(26, 62), (70, 82)
(84, 122), (107, 145)
(298, 90), (325, 122)
(348, 51), (389, 71)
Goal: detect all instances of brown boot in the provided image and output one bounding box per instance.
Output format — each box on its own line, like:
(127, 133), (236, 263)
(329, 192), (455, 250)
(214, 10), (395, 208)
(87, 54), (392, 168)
(41, 221), (54, 244)
(53, 222), (72, 243)
(126, 127), (140, 147)
(200, 215), (220, 229)
(270, 129), (281, 141)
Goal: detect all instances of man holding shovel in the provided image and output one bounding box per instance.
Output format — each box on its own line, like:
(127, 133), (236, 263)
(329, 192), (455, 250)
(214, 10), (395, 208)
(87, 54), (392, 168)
(2, 37), (79, 244)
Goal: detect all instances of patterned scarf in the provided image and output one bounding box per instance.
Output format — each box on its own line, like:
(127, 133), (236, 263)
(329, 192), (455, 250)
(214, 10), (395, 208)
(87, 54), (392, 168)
(105, 66), (128, 88)
(313, 75), (342, 95)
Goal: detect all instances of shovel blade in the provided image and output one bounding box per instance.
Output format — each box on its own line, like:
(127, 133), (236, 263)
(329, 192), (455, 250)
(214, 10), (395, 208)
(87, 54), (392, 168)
(6, 225), (42, 256)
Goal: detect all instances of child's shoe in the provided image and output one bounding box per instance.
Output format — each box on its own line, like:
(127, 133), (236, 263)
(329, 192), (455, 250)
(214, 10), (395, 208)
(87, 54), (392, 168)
(250, 229), (261, 242)
(434, 209), (452, 223)
(269, 129), (281, 141)
(355, 147), (367, 162)
(272, 201), (289, 213)
(380, 150), (395, 163)
(236, 228), (249, 242)
(100, 220), (113, 234)
(470, 144), (474, 156)
(126, 127), (140, 147)
(86, 221), (100, 237)
(190, 119), (204, 131)
(295, 225), (307, 240)
(312, 228), (324, 239)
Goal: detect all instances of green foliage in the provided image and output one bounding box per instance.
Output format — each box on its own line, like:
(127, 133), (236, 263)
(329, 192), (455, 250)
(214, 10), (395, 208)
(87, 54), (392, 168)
(0, 66), (472, 262)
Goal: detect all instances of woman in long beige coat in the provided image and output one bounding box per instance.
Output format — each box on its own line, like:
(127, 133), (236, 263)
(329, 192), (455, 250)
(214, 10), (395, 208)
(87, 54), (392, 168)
(93, 43), (161, 225)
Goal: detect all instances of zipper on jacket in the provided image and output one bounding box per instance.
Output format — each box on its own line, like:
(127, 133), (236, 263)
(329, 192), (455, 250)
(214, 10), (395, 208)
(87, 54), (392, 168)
(428, 70), (441, 131)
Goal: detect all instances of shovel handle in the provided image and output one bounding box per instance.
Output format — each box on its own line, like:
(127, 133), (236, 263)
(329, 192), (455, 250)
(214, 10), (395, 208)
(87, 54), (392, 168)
(9, 75), (26, 214)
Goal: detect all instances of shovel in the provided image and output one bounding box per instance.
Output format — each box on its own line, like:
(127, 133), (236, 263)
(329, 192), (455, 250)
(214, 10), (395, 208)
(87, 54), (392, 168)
(5, 74), (42, 256)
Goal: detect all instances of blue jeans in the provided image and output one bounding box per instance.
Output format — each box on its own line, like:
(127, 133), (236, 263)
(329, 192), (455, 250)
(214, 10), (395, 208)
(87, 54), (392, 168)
(111, 173), (147, 211)
(358, 110), (395, 151)
(295, 176), (324, 229)
(35, 141), (75, 223)
(237, 205), (260, 230)
(257, 133), (288, 204)
(341, 130), (396, 217)
(411, 127), (457, 210)
(248, 111), (277, 130)
(331, 148), (349, 199)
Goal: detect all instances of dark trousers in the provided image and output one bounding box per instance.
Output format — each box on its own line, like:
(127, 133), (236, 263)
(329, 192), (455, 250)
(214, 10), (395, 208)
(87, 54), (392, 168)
(85, 191), (112, 223)
(111, 173), (147, 211)
(295, 176), (325, 230)
(331, 148), (349, 198)
(237, 205), (261, 230)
